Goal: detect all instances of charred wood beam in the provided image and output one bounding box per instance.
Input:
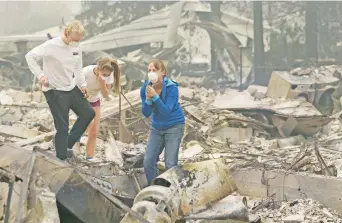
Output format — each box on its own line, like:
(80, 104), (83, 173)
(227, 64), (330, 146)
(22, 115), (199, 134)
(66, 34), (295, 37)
(253, 1), (266, 86)
(305, 2), (318, 66)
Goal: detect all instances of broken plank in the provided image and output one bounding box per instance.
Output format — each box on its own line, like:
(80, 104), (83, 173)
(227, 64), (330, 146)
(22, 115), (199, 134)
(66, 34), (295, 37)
(0, 125), (41, 139)
(230, 167), (342, 214)
(100, 89), (141, 121)
(14, 131), (56, 147)
(0, 103), (49, 109)
(105, 130), (124, 166)
(178, 87), (195, 101)
(101, 87), (195, 121)
(14, 149), (36, 223)
(184, 105), (205, 124)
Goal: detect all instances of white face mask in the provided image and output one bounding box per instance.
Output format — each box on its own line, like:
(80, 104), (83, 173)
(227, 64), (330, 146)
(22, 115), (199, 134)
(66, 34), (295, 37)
(99, 75), (109, 82)
(69, 41), (80, 47)
(148, 72), (158, 84)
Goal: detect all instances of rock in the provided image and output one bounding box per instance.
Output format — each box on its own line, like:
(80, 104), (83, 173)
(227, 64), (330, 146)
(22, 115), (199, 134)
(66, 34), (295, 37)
(0, 90), (13, 105)
(247, 85), (267, 100)
(283, 214), (304, 223)
(277, 135), (305, 149)
(322, 208), (333, 218)
(331, 159), (342, 177)
(179, 140), (204, 159)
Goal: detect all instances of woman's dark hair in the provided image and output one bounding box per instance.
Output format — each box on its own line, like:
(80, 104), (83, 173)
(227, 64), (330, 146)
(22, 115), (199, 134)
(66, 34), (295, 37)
(148, 59), (167, 75)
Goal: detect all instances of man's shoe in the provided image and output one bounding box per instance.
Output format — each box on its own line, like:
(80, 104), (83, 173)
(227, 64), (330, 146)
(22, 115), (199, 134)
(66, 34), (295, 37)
(65, 157), (78, 165)
(73, 142), (81, 156)
(67, 149), (74, 158)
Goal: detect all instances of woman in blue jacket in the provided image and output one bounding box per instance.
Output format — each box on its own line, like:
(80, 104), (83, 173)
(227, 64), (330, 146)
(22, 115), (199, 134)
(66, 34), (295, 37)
(140, 59), (185, 185)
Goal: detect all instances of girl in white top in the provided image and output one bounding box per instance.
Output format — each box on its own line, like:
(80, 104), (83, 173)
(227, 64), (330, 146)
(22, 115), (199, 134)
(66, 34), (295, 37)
(79, 57), (120, 161)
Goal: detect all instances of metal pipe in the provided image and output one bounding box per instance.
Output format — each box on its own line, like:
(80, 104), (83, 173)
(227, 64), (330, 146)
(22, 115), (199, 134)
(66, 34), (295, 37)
(4, 182), (14, 223)
(240, 46), (243, 91)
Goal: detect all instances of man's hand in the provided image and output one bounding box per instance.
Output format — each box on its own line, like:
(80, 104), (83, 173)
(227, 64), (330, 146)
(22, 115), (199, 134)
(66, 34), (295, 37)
(39, 76), (49, 87)
(80, 87), (89, 98)
(146, 86), (157, 99)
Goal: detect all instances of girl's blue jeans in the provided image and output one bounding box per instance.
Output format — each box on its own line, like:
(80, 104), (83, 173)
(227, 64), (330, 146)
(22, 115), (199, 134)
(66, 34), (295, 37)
(144, 123), (185, 185)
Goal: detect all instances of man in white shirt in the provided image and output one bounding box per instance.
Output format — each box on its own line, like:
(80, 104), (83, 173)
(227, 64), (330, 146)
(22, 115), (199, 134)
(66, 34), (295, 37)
(25, 20), (95, 160)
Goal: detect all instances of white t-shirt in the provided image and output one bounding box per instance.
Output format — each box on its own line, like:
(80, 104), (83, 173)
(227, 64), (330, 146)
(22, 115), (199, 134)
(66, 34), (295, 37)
(83, 65), (114, 102)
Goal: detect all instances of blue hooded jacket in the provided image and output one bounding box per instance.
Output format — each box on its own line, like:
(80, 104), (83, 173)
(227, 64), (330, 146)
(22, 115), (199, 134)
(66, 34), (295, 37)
(140, 77), (185, 130)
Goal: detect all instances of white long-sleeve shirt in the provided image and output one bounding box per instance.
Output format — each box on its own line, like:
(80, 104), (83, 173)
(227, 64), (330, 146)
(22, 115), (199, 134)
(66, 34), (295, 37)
(25, 36), (86, 92)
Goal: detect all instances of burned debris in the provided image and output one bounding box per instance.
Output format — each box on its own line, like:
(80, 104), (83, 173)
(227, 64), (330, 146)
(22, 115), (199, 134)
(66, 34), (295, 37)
(1, 1), (342, 223)
(1, 63), (342, 222)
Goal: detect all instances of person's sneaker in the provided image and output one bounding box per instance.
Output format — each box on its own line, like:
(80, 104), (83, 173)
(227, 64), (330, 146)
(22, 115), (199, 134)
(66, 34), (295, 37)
(85, 157), (101, 163)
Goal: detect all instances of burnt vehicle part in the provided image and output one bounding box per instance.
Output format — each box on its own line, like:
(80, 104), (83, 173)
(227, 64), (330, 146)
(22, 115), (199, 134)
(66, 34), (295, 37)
(121, 159), (249, 223)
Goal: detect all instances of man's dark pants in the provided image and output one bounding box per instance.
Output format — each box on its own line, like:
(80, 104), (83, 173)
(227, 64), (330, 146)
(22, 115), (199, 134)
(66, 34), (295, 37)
(43, 87), (95, 160)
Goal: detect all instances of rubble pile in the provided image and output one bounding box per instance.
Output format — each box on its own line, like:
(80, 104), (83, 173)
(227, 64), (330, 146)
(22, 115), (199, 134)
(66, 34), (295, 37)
(173, 85), (342, 178)
(290, 65), (342, 78)
(1, 76), (342, 222)
(1, 1), (342, 221)
(248, 197), (341, 222)
(186, 193), (342, 222)
(1, 79), (342, 177)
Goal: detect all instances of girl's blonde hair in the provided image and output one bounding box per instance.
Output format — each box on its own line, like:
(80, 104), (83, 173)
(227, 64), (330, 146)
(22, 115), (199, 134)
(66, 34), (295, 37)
(97, 57), (121, 94)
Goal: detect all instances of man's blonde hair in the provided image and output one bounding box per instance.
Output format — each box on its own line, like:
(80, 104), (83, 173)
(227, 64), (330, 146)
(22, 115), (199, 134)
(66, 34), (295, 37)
(64, 20), (85, 35)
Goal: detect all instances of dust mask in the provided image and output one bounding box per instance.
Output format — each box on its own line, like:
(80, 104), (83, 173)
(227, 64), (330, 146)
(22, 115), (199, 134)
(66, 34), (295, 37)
(99, 75), (109, 82)
(148, 72), (158, 84)
(69, 41), (80, 47)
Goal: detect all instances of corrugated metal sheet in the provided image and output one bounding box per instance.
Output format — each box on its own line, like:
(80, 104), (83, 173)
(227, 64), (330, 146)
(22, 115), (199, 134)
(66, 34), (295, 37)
(183, 1), (211, 12)
(0, 34), (49, 42)
(220, 11), (280, 51)
(81, 17), (192, 52)
(81, 1), (215, 52)
(96, 11), (171, 38)
(81, 1), (280, 53)
(81, 28), (167, 52)
(33, 24), (64, 36)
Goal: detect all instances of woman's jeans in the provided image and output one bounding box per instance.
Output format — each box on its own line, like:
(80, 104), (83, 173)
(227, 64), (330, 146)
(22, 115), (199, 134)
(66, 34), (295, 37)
(144, 124), (184, 185)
